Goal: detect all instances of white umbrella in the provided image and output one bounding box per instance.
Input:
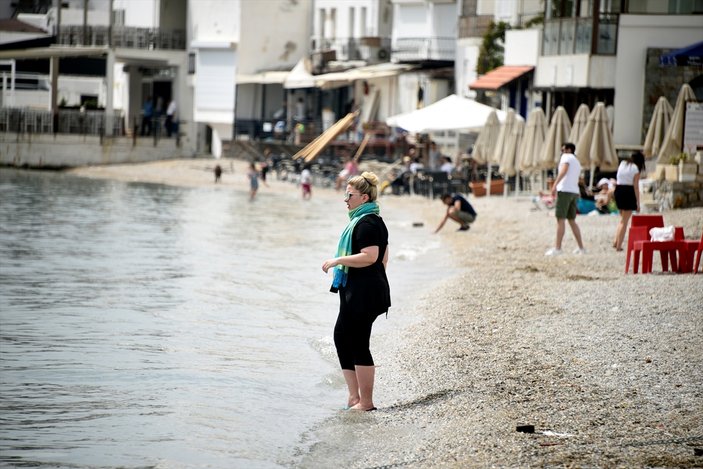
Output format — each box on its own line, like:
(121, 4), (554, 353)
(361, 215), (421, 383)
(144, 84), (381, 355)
(656, 83), (697, 164)
(385, 94), (514, 133)
(568, 104), (590, 146)
(575, 102), (618, 186)
(471, 110), (501, 165)
(517, 107), (548, 174)
(540, 106), (572, 170)
(643, 96), (673, 158)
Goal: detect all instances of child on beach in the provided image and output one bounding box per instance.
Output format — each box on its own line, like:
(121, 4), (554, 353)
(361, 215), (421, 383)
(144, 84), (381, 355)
(247, 162), (259, 201)
(300, 164), (312, 200)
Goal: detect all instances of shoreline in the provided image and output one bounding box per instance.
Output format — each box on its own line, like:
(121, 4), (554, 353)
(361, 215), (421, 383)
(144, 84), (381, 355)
(66, 158), (703, 467)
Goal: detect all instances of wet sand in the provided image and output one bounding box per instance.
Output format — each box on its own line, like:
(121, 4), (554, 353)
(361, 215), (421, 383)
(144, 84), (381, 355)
(70, 158), (703, 467)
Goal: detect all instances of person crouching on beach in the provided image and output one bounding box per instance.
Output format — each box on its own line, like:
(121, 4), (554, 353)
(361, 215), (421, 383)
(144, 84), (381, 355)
(322, 172), (391, 412)
(434, 193), (477, 232)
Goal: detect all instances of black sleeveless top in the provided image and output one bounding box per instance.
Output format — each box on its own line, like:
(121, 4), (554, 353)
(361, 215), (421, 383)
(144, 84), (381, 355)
(338, 213), (391, 315)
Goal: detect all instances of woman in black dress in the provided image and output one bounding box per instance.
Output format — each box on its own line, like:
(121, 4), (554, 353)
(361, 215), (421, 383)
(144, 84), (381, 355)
(322, 171), (390, 411)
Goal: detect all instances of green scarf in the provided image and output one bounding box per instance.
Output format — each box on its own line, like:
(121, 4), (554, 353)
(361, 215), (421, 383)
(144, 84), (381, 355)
(331, 201), (380, 292)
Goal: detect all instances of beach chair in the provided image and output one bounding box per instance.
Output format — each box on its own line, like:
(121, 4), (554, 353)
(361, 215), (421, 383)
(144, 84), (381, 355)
(682, 231), (703, 274)
(635, 226), (686, 274)
(625, 226), (649, 274)
(625, 215), (664, 273)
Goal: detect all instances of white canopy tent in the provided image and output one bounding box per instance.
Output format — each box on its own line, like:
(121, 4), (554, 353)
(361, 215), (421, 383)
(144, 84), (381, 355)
(385, 94), (518, 133)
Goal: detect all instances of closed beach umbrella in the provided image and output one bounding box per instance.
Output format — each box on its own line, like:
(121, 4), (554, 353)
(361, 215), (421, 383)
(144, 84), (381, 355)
(643, 96), (673, 158)
(568, 103), (590, 145)
(517, 107), (547, 174)
(498, 117), (524, 178)
(575, 102), (618, 186)
(540, 106), (572, 170)
(472, 110), (501, 165)
(492, 109), (518, 166)
(656, 83), (696, 164)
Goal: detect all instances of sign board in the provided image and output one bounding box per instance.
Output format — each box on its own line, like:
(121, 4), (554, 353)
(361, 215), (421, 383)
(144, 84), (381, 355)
(684, 101), (703, 152)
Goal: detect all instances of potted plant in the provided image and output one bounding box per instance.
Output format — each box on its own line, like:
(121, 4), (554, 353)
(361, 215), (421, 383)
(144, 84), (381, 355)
(675, 152), (698, 182)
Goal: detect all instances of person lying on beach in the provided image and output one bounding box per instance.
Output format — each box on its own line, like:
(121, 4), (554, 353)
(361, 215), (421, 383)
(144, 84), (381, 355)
(434, 193), (477, 233)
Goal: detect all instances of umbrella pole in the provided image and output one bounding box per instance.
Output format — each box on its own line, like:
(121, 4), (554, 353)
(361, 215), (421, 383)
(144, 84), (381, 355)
(515, 170), (521, 198)
(487, 163), (492, 196)
(589, 164), (595, 188)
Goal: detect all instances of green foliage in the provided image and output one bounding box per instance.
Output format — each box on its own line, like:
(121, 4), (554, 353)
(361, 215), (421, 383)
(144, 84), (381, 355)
(477, 21), (511, 75)
(669, 152), (689, 165)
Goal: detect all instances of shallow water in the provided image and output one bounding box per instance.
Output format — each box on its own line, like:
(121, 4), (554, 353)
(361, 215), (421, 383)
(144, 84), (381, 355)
(0, 169), (451, 468)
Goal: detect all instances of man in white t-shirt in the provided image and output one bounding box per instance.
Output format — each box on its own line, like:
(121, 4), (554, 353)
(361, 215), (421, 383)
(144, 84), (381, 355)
(545, 142), (586, 256)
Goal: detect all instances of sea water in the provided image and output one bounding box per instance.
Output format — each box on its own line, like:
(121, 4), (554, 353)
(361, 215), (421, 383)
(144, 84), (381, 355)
(0, 168), (452, 468)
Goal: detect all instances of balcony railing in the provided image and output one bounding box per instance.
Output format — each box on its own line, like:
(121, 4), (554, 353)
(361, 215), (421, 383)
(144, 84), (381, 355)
(392, 37), (456, 62)
(0, 107), (124, 136)
(57, 25), (186, 50)
(542, 14), (618, 56)
(310, 36), (392, 63)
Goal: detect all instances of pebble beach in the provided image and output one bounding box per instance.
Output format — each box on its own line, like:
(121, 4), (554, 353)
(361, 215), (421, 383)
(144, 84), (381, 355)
(69, 158), (703, 468)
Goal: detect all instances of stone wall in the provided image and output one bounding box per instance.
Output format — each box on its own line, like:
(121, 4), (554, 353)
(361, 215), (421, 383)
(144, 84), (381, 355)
(0, 133), (194, 168)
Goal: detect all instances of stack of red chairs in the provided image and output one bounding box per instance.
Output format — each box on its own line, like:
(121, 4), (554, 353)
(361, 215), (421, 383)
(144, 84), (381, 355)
(626, 214), (701, 274)
(682, 231), (703, 274)
(636, 226), (686, 274)
(625, 215), (664, 274)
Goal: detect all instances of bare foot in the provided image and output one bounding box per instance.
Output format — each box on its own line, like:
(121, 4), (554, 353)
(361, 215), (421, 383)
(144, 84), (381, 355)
(349, 403), (376, 411)
(346, 397), (360, 408)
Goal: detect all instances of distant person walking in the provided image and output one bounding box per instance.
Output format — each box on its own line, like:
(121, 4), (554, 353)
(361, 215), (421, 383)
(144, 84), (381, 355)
(545, 142), (586, 256)
(322, 172), (390, 412)
(434, 193), (476, 232)
(214, 164), (222, 183)
(247, 162), (259, 201)
(300, 164), (312, 200)
(613, 151), (645, 251)
(140, 96), (153, 136)
(165, 99), (177, 137)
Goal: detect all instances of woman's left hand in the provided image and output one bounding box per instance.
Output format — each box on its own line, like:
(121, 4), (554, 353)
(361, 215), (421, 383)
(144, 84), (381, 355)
(322, 258), (338, 273)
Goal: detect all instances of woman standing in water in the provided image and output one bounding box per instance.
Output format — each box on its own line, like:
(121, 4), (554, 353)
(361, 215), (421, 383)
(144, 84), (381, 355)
(322, 172), (390, 412)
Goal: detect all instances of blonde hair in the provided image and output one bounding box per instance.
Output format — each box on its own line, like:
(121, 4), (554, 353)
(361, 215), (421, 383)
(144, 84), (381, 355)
(347, 171), (379, 202)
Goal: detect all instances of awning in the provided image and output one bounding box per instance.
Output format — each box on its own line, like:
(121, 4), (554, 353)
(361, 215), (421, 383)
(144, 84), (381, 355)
(315, 63), (414, 90)
(284, 58), (316, 89)
(660, 41), (703, 67)
(469, 65), (534, 91)
(237, 70), (289, 85)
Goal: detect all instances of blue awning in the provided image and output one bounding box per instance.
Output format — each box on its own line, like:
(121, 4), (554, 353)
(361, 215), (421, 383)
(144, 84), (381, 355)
(659, 40), (703, 67)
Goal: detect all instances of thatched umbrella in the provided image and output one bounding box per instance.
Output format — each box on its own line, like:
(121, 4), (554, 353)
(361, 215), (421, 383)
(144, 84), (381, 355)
(656, 83), (697, 164)
(498, 115), (525, 179)
(643, 96), (673, 158)
(471, 110), (501, 165)
(575, 102), (618, 186)
(517, 107), (548, 174)
(568, 104), (590, 146)
(540, 106), (572, 170)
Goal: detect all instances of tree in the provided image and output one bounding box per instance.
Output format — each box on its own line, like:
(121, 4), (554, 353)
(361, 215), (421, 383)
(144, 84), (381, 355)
(476, 21), (511, 76)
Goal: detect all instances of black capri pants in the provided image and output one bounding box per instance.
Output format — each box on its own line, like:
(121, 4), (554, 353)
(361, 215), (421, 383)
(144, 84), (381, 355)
(333, 308), (378, 370)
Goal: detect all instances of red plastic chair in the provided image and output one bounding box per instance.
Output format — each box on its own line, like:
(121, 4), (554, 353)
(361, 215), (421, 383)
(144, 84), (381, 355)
(625, 226), (649, 274)
(682, 231), (703, 274)
(625, 215), (664, 273)
(635, 226), (686, 274)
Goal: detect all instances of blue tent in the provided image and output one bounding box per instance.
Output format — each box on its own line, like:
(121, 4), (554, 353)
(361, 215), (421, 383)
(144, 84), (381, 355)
(659, 41), (703, 67)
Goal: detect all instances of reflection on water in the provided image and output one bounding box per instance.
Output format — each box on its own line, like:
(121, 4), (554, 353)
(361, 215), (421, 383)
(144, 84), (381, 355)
(0, 169), (449, 467)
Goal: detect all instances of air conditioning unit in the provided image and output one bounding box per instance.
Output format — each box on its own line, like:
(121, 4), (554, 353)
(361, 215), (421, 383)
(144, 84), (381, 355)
(361, 46), (390, 64)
